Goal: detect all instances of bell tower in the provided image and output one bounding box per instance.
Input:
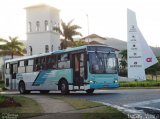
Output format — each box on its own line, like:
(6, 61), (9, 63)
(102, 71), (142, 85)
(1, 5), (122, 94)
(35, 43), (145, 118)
(25, 4), (60, 55)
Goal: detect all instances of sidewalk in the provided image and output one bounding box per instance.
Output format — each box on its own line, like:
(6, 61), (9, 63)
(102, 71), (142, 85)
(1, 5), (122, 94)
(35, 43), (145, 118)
(25, 95), (107, 119)
(24, 95), (74, 113)
(24, 95), (81, 119)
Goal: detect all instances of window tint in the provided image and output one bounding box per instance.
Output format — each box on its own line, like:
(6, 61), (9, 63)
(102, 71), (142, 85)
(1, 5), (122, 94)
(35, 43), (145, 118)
(46, 55), (57, 69)
(34, 58), (41, 71)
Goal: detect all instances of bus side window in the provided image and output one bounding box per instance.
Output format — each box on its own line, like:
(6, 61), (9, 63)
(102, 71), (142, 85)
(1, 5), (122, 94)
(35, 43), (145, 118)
(41, 57), (46, 70)
(34, 58), (41, 71)
(80, 53), (85, 79)
(18, 60), (25, 73)
(58, 53), (70, 69)
(26, 59), (33, 73)
(46, 55), (56, 69)
(5, 63), (10, 74)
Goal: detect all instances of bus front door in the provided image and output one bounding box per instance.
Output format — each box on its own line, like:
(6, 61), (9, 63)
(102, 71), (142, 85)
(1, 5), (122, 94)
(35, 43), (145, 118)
(72, 53), (85, 88)
(10, 63), (18, 90)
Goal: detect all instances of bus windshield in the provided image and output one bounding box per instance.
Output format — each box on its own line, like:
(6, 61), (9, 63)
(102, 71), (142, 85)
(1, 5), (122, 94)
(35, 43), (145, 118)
(89, 52), (117, 74)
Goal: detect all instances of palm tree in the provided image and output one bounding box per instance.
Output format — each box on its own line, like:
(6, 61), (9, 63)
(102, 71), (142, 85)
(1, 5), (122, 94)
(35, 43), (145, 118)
(54, 19), (82, 49)
(119, 49), (127, 76)
(0, 36), (25, 59)
(74, 40), (86, 47)
(119, 60), (127, 70)
(119, 49), (127, 60)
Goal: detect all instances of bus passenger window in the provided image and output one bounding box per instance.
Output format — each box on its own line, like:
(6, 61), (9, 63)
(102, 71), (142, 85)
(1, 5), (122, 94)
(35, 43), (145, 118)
(41, 57), (46, 70)
(58, 54), (70, 69)
(34, 58), (41, 71)
(46, 55), (56, 69)
(5, 63), (10, 74)
(75, 56), (79, 71)
(26, 59), (33, 73)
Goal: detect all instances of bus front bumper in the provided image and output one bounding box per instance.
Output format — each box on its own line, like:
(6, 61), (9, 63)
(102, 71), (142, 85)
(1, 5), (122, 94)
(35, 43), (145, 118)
(90, 83), (119, 89)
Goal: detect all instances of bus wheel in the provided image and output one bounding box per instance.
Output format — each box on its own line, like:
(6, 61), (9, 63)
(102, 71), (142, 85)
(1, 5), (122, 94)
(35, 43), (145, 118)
(60, 80), (69, 95)
(40, 90), (49, 94)
(19, 82), (26, 94)
(86, 89), (94, 94)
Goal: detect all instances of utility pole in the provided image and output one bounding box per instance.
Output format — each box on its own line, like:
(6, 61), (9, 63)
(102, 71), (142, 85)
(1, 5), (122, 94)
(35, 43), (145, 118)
(86, 14), (90, 44)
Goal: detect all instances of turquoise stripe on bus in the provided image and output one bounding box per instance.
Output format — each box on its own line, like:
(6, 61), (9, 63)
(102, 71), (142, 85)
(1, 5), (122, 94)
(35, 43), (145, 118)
(32, 70), (51, 86)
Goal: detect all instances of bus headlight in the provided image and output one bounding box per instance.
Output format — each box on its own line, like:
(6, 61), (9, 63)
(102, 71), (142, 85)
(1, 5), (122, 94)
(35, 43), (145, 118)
(114, 80), (118, 83)
(89, 81), (94, 83)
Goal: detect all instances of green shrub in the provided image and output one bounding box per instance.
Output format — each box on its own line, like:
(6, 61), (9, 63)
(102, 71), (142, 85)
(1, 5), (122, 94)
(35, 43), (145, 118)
(119, 80), (160, 87)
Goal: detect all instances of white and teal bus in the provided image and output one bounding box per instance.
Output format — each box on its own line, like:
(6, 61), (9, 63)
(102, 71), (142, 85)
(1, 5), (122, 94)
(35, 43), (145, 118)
(5, 45), (119, 94)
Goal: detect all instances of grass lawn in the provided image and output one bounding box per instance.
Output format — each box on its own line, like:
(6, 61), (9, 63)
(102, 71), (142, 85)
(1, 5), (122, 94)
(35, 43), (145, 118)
(51, 96), (129, 119)
(0, 95), (43, 118)
(51, 96), (103, 110)
(0, 80), (4, 89)
(82, 106), (129, 119)
(119, 80), (160, 88)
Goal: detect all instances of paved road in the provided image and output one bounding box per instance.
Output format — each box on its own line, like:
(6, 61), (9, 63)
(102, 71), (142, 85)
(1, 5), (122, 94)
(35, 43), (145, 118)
(68, 89), (160, 106)
(1, 89), (160, 118)
(66, 89), (160, 118)
(2, 89), (160, 108)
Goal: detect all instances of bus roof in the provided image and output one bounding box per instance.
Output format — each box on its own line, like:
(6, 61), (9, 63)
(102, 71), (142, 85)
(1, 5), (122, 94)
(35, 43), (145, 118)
(5, 45), (114, 63)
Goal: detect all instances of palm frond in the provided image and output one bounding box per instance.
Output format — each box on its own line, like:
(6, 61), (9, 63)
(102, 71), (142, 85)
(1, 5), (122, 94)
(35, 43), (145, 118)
(0, 38), (8, 43)
(67, 19), (74, 26)
(0, 36), (25, 58)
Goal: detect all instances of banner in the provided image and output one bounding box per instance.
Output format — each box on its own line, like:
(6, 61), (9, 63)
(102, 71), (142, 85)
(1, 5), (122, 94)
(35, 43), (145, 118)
(127, 9), (157, 80)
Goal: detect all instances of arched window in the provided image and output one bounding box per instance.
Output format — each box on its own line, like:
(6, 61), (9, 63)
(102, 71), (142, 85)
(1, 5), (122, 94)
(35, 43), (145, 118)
(29, 46), (32, 55)
(44, 20), (49, 31)
(28, 22), (32, 32)
(51, 45), (54, 52)
(53, 22), (57, 31)
(45, 45), (49, 53)
(36, 21), (40, 31)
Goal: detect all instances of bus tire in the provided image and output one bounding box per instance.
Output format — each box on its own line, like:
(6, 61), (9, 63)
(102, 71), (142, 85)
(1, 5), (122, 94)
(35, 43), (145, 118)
(40, 90), (49, 94)
(60, 80), (69, 95)
(19, 81), (27, 94)
(86, 89), (94, 94)
(25, 90), (31, 94)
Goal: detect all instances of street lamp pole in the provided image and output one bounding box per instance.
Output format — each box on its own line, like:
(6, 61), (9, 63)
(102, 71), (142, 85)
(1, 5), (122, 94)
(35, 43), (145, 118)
(86, 14), (90, 44)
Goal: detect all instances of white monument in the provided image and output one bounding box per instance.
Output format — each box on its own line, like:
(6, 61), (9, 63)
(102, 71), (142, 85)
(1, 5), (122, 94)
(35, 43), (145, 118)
(127, 9), (158, 80)
(25, 4), (60, 55)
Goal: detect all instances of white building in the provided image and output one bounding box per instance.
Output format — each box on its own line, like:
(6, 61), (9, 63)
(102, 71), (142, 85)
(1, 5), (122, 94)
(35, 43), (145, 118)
(25, 4), (60, 55)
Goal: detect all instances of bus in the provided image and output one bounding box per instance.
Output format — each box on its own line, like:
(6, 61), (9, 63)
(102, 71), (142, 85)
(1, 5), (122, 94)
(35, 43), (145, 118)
(4, 45), (119, 94)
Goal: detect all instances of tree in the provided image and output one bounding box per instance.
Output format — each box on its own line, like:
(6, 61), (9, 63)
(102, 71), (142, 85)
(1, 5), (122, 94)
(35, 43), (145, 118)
(54, 19), (82, 49)
(74, 40), (86, 47)
(119, 60), (127, 70)
(0, 36), (25, 59)
(145, 57), (160, 80)
(119, 49), (127, 60)
(119, 49), (127, 76)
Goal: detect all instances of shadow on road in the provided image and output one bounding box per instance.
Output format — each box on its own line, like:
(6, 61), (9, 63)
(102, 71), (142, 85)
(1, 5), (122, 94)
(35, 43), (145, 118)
(1, 90), (120, 97)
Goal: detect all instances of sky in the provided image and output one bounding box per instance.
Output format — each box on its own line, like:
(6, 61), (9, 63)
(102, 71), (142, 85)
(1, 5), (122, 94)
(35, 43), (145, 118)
(0, 0), (160, 47)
